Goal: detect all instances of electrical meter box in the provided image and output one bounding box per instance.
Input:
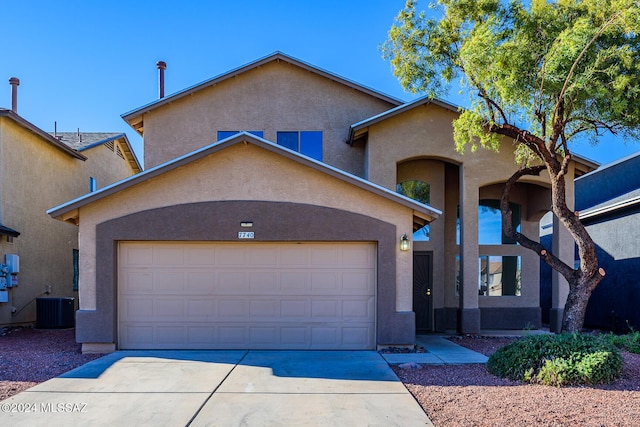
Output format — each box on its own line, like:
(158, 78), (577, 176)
(5, 254), (19, 274)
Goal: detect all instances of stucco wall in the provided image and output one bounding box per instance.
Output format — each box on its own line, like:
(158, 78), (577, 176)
(81, 141), (138, 192)
(0, 118), (138, 325)
(582, 209), (640, 331)
(141, 60), (396, 176)
(76, 142), (417, 320)
(365, 103), (562, 330)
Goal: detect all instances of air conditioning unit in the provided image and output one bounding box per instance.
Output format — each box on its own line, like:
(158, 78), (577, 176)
(36, 297), (75, 329)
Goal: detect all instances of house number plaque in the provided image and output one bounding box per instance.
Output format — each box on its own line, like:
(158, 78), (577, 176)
(238, 232), (255, 239)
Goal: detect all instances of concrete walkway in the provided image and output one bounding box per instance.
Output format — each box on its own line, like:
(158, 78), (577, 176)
(380, 335), (488, 365)
(0, 350), (433, 426)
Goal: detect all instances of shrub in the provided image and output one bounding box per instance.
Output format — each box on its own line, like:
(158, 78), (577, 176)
(487, 334), (623, 386)
(603, 330), (640, 354)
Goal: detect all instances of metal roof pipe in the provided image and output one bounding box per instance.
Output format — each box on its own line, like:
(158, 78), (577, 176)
(156, 61), (166, 99)
(9, 77), (20, 113)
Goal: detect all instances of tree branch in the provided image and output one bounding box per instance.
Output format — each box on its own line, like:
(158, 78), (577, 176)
(500, 165), (577, 281)
(552, 11), (624, 125)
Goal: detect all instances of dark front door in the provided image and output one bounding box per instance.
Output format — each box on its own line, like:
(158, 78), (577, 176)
(413, 251), (433, 333)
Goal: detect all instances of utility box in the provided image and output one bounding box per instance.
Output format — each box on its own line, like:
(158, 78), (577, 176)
(36, 297), (75, 329)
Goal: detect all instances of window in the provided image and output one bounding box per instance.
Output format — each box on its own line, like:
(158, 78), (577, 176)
(276, 131), (322, 161)
(72, 249), (79, 291)
(455, 255), (522, 297)
(479, 255), (521, 296)
(479, 199), (521, 244)
(396, 180), (431, 241)
(456, 200), (521, 244)
(89, 177), (97, 192)
(217, 130), (264, 141)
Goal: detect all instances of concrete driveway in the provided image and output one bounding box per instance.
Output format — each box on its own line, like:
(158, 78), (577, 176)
(0, 350), (432, 426)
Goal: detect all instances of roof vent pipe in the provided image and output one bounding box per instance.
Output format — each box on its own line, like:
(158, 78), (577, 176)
(156, 61), (166, 99)
(9, 77), (20, 113)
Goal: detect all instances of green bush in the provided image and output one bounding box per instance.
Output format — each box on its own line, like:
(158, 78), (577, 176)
(603, 330), (640, 354)
(487, 334), (623, 386)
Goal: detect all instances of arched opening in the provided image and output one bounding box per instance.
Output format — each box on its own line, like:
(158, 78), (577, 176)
(397, 179), (431, 241)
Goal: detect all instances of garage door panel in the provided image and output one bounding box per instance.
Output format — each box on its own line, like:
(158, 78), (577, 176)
(153, 247), (185, 266)
(122, 271), (154, 292)
(124, 246), (154, 266)
(154, 271), (184, 292)
(186, 299), (218, 319)
(278, 247), (309, 266)
(342, 272), (374, 292)
(280, 272), (311, 292)
(185, 272), (216, 293)
(280, 299), (307, 317)
(185, 247), (216, 265)
(119, 322), (375, 349)
(218, 247), (247, 265)
(218, 271), (249, 293)
(155, 298), (185, 319)
(119, 242), (375, 350)
(218, 299), (249, 317)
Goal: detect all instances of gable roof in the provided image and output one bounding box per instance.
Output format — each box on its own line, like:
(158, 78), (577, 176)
(347, 95), (600, 172)
(121, 52), (404, 135)
(50, 132), (142, 173)
(0, 108), (86, 160)
(348, 95), (460, 145)
(48, 132), (441, 227)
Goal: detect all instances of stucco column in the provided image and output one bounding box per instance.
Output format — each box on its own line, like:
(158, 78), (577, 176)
(458, 166), (481, 333)
(550, 166), (575, 333)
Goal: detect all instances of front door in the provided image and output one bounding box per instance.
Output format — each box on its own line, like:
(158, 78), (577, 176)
(413, 251), (433, 333)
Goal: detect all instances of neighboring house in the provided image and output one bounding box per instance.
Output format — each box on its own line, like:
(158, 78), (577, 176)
(0, 96), (141, 327)
(542, 151), (640, 332)
(48, 52), (595, 353)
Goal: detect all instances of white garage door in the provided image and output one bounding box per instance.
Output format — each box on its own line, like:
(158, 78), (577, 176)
(118, 242), (376, 350)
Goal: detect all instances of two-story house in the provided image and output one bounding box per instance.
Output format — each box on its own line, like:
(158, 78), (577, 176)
(48, 53), (595, 352)
(0, 79), (141, 327)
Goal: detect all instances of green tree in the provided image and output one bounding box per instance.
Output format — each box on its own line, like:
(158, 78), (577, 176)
(383, 0), (640, 332)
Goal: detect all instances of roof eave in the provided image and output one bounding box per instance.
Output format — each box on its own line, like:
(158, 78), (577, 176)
(122, 52), (404, 134)
(0, 110), (87, 160)
(348, 96), (461, 145)
(48, 132), (441, 223)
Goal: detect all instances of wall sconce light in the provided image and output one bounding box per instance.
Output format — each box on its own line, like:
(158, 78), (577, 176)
(400, 234), (411, 251)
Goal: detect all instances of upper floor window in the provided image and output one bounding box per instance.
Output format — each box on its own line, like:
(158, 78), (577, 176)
(397, 180), (431, 241)
(277, 131), (322, 161)
(217, 130), (264, 141)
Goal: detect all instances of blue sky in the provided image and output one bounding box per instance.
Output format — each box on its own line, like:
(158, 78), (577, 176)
(3, 0), (638, 167)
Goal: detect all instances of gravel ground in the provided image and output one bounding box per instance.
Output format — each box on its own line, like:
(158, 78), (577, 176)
(395, 336), (640, 427)
(0, 327), (102, 401)
(3, 328), (640, 426)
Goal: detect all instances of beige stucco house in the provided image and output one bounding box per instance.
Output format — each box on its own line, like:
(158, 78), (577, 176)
(0, 103), (141, 327)
(48, 53), (596, 352)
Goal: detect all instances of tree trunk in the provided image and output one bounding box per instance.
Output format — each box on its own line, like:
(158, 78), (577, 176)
(562, 275), (601, 333)
(500, 160), (604, 334)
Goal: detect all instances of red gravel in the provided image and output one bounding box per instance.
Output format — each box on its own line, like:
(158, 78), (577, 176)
(0, 327), (102, 401)
(394, 336), (640, 426)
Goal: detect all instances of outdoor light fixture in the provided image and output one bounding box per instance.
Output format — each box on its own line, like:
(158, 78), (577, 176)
(400, 234), (411, 251)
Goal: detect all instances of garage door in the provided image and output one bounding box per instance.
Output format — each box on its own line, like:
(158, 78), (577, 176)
(118, 242), (376, 350)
